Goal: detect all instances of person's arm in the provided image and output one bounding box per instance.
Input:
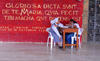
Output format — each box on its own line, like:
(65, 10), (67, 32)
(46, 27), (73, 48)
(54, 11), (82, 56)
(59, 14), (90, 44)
(58, 23), (64, 27)
(52, 25), (61, 37)
(74, 23), (79, 28)
(70, 23), (77, 28)
(73, 25), (77, 28)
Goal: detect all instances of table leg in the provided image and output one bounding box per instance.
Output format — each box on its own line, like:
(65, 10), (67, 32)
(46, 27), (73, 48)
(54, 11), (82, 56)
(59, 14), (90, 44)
(76, 32), (78, 50)
(63, 43), (65, 50)
(63, 32), (65, 50)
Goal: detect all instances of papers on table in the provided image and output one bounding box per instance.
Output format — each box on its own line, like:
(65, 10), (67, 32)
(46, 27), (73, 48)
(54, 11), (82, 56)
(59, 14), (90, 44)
(58, 23), (68, 28)
(61, 26), (68, 28)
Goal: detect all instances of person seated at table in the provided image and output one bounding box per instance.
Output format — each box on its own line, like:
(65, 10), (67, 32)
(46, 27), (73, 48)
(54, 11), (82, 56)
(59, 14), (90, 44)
(65, 19), (81, 44)
(50, 18), (63, 48)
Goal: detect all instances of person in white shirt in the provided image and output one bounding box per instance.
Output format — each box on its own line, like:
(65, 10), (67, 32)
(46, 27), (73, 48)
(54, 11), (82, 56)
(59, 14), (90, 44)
(49, 18), (63, 48)
(65, 19), (81, 44)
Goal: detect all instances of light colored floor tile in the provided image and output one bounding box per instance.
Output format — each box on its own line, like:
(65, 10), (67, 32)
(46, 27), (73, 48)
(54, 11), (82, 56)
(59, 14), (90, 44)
(0, 43), (99, 61)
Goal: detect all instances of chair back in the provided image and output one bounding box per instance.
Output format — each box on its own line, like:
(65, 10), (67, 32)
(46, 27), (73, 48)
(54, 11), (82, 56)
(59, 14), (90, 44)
(80, 28), (84, 35)
(46, 28), (50, 32)
(73, 28), (84, 37)
(46, 28), (53, 37)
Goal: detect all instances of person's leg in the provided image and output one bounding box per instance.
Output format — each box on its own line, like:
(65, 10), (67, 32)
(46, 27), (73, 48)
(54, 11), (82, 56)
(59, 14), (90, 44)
(58, 36), (63, 48)
(65, 33), (71, 43)
(65, 33), (74, 44)
(74, 35), (80, 44)
(58, 42), (62, 46)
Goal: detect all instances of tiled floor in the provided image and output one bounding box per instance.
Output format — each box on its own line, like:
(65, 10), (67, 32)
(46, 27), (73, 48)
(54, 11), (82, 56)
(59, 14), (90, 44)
(0, 43), (100, 61)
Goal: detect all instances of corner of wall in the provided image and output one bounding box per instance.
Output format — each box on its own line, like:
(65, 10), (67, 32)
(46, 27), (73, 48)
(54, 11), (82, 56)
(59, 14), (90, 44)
(82, 0), (89, 43)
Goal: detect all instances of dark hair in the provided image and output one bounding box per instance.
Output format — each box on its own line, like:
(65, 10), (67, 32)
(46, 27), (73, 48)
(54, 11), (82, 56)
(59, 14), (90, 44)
(70, 19), (77, 23)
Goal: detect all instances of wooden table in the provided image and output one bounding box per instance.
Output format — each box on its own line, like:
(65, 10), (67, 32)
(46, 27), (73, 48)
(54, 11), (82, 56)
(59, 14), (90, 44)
(63, 28), (78, 50)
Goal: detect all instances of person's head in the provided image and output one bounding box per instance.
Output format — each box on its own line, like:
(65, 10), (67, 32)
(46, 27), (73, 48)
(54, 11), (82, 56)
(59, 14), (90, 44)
(70, 19), (77, 24)
(50, 18), (60, 24)
(56, 18), (60, 24)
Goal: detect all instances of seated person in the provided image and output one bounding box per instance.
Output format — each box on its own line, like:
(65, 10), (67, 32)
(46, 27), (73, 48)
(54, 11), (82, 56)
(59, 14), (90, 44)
(49, 18), (63, 48)
(65, 19), (81, 44)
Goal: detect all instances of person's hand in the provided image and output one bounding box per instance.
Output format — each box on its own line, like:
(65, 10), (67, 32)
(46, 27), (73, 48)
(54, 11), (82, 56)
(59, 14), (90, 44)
(54, 25), (58, 27)
(66, 24), (69, 26)
(70, 23), (72, 26)
(59, 37), (61, 40)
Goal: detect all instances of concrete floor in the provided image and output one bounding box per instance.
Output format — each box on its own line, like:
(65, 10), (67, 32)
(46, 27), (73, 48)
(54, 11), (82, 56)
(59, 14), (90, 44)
(0, 43), (100, 61)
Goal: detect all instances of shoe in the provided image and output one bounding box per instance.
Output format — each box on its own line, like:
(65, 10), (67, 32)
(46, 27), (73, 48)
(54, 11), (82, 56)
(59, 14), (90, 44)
(59, 46), (63, 48)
